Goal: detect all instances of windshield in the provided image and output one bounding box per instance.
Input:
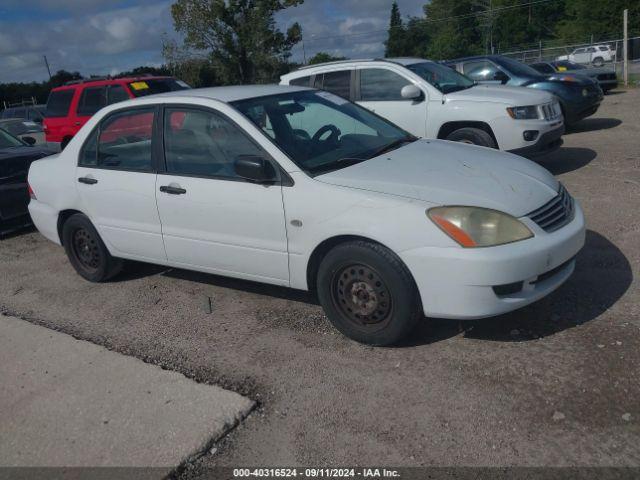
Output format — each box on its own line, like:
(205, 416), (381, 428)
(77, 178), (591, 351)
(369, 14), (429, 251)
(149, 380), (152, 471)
(128, 78), (190, 97)
(232, 90), (415, 175)
(495, 56), (543, 77)
(0, 128), (25, 148)
(406, 62), (475, 93)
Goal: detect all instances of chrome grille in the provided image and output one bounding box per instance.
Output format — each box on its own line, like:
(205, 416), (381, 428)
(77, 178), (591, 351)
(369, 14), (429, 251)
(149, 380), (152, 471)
(527, 184), (575, 232)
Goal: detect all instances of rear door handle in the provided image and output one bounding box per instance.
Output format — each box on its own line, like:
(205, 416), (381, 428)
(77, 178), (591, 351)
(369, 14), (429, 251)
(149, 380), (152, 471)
(78, 177), (98, 185)
(159, 185), (187, 195)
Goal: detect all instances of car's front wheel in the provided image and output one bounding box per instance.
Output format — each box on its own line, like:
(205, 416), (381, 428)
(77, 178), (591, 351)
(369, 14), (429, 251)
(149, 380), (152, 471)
(592, 57), (604, 67)
(316, 241), (422, 346)
(446, 127), (497, 148)
(62, 213), (123, 282)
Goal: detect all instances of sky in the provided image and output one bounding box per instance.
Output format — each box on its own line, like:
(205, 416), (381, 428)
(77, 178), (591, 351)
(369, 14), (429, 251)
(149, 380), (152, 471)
(0, 0), (425, 84)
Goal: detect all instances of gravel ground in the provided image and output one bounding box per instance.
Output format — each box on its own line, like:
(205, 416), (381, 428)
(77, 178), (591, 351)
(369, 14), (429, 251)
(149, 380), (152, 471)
(1, 89), (639, 472)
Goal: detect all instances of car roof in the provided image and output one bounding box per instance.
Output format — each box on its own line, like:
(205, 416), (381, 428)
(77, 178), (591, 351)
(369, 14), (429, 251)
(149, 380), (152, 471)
(136, 84), (312, 103)
(285, 57), (434, 75)
(443, 55), (505, 64)
(51, 76), (175, 91)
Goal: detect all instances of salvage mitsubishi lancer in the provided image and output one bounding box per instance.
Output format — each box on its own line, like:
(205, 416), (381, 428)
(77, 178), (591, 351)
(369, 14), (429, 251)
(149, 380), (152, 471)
(27, 85), (585, 345)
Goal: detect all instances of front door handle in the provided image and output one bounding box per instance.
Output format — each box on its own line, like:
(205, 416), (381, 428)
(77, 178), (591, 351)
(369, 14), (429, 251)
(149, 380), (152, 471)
(78, 177), (98, 185)
(159, 185), (187, 195)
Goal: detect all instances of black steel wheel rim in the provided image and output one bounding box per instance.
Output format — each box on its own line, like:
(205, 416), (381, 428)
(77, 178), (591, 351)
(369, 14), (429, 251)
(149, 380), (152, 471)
(71, 228), (101, 271)
(330, 263), (393, 330)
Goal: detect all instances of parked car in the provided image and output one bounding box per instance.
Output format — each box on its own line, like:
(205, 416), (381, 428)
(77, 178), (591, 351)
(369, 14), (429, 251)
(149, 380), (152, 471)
(28, 85), (585, 345)
(530, 60), (618, 93)
(556, 45), (616, 67)
(44, 76), (190, 151)
(445, 55), (603, 126)
(281, 58), (564, 157)
(0, 128), (51, 235)
(0, 118), (46, 145)
(1, 104), (46, 123)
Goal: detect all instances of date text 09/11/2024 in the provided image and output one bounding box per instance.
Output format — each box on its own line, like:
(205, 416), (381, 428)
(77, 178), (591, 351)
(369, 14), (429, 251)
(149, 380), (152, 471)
(232, 468), (401, 477)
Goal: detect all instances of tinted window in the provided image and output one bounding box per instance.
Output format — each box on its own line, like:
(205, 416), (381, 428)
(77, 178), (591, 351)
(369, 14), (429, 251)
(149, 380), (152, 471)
(574, 48), (586, 54)
(107, 85), (130, 105)
(318, 70), (351, 99)
(463, 60), (499, 80)
(27, 107), (44, 122)
(531, 63), (555, 74)
(587, 47), (596, 53)
(164, 108), (263, 179)
(290, 76), (311, 86)
(89, 108), (154, 170)
(598, 46), (608, 51)
(406, 62), (475, 94)
(128, 78), (190, 97)
(45, 90), (75, 117)
(77, 87), (107, 116)
(360, 69), (411, 101)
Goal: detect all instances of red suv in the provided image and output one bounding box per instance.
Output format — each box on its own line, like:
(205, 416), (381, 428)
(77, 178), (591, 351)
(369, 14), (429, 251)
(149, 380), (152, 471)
(44, 76), (189, 150)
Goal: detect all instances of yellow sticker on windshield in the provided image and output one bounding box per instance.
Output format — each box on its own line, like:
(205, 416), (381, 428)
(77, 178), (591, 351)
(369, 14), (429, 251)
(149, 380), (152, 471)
(557, 66), (567, 71)
(130, 81), (149, 90)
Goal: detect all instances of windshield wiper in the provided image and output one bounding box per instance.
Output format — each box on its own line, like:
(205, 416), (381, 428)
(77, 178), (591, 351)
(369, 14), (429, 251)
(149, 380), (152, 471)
(365, 135), (416, 159)
(307, 156), (367, 174)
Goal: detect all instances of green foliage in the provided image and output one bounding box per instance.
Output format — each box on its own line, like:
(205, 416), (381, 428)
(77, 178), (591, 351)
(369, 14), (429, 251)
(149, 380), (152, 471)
(308, 52), (346, 65)
(168, 0), (304, 85)
(557, 0), (640, 42)
(385, 1), (406, 57)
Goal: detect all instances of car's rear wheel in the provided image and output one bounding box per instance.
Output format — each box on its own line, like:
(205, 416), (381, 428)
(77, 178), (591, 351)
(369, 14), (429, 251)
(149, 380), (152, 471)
(62, 213), (123, 282)
(592, 57), (604, 67)
(446, 127), (497, 148)
(316, 241), (422, 346)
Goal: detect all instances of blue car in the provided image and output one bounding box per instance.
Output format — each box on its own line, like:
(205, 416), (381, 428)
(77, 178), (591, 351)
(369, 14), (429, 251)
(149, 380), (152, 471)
(444, 55), (603, 126)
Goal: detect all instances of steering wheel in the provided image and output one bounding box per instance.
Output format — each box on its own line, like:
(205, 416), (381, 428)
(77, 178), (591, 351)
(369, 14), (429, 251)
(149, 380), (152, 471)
(311, 124), (341, 145)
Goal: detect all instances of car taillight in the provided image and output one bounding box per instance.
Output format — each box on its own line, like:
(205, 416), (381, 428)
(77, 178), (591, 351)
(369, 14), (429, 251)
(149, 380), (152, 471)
(28, 183), (37, 200)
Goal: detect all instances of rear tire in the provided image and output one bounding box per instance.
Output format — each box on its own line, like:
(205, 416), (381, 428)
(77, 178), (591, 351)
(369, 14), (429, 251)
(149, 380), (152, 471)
(446, 127), (497, 148)
(316, 241), (422, 346)
(592, 57), (604, 67)
(62, 213), (123, 282)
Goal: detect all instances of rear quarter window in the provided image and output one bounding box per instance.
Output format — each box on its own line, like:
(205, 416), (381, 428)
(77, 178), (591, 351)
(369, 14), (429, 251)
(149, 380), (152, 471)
(45, 90), (75, 118)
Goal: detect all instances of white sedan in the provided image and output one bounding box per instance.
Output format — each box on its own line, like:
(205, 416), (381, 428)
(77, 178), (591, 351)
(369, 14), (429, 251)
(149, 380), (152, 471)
(28, 85), (585, 345)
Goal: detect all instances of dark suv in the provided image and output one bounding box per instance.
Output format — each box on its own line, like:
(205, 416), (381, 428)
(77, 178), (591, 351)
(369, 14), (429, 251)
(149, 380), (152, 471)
(444, 55), (603, 126)
(44, 76), (189, 150)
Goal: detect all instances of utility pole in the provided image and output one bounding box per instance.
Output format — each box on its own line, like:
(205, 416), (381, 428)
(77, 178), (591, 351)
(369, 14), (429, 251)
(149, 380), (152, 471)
(301, 36), (307, 65)
(43, 55), (52, 80)
(623, 9), (629, 87)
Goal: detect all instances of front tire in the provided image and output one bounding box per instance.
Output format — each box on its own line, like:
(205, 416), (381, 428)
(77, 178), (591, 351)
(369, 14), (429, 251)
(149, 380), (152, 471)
(446, 127), (497, 148)
(592, 57), (604, 67)
(62, 213), (123, 282)
(316, 241), (422, 346)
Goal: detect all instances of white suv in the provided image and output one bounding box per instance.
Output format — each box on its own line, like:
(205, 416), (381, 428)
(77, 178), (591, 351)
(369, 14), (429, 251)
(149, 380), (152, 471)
(281, 58), (564, 157)
(557, 45), (615, 67)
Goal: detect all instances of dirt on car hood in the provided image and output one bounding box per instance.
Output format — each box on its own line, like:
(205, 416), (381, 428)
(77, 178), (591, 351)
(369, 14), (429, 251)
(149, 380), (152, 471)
(315, 139), (559, 218)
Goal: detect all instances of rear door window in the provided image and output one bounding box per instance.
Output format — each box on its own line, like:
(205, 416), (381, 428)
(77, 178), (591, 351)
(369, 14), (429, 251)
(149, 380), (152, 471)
(289, 75), (312, 86)
(77, 87), (107, 116)
(314, 70), (351, 99)
(107, 85), (130, 105)
(80, 108), (155, 171)
(45, 90), (75, 117)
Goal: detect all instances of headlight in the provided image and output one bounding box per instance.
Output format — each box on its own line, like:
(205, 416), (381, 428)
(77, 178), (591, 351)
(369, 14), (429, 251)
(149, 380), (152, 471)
(427, 206), (533, 248)
(506, 105), (540, 120)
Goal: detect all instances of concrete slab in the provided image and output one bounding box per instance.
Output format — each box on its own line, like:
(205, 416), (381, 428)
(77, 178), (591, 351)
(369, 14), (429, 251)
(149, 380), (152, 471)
(0, 314), (254, 467)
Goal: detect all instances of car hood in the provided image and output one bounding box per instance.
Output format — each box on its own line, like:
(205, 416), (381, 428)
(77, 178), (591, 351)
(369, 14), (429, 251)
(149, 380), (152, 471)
(446, 84), (554, 105)
(315, 139), (559, 218)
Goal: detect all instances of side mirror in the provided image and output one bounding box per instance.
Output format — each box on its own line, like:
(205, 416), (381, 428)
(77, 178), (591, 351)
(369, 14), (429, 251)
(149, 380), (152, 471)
(493, 71), (509, 84)
(401, 84), (423, 101)
(22, 136), (36, 145)
(234, 155), (277, 183)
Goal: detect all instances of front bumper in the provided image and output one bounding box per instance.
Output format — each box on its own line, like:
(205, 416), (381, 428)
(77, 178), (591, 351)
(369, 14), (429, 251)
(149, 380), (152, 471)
(400, 202), (585, 319)
(507, 124), (565, 158)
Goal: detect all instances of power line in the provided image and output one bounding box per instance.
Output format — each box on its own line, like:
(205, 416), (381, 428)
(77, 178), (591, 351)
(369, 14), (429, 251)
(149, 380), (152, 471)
(301, 0), (559, 45)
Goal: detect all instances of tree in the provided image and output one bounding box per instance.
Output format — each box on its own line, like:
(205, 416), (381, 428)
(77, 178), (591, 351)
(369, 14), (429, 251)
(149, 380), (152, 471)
(557, 0), (640, 42)
(385, 1), (406, 57)
(308, 52), (346, 65)
(422, 0), (484, 59)
(168, 0), (304, 85)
